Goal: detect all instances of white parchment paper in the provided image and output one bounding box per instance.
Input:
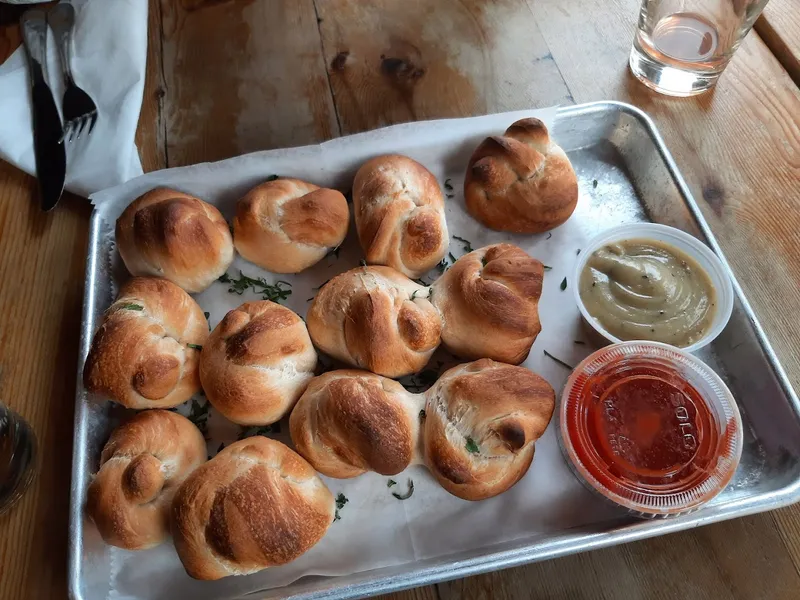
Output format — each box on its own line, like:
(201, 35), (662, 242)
(89, 108), (628, 599)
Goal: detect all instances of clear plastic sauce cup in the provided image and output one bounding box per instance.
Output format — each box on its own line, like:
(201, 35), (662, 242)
(559, 341), (742, 517)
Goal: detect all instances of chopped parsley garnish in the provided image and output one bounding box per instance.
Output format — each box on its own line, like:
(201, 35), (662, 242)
(392, 479), (414, 500)
(560, 277), (567, 291)
(187, 343), (203, 351)
(359, 259), (367, 267)
(334, 493), (349, 521)
(265, 174), (279, 182)
(419, 409), (427, 421)
(448, 252), (457, 263)
(216, 442), (225, 453)
(203, 311), (211, 330)
(404, 369), (439, 392)
(387, 479), (397, 488)
(117, 303), (143, 311)
(444, 179), (453, 191)
(574, 340), (586, 345)
(543, 350), (574, 370)
(188, 399), (210, 438)
(543, 265), (552, 271)
(218, 270), (292, 303)
(452, 235), (473, 253)
(592, 179), (598, 188)
(238, 423), (281, 439)
(465, 437), (480, 454)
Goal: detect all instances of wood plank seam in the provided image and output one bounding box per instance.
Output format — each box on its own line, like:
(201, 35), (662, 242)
(755, 16), (800, 87)
(519, 0), (576, 105)
(154, 0), (169, 168)
(312, 0), (344, 138)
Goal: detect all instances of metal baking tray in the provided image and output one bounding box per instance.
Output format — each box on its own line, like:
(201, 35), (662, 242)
(69, 102), (800, 599)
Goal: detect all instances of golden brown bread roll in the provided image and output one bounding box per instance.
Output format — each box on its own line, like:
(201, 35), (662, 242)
(233, 178), (349, 273)
(289, 360), (555, 500)
(200, 301), (317, 425)
(464, 118), (578, 233)
(86, 410), (206, 550)
(83, 277), (207, 409)
(116, 188), (235, 293)
(290, 370), (423, 478)
(431, 243), (543, 364)
(423, 359), (554, 500)
(171, 436), (334, 580)
(353, 155), (449, 278)
(306, 265), (441, 378)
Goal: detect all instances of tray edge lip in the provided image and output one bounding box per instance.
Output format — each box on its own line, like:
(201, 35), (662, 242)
(67, 101), (800, 600)
(68, 208), (104, 600)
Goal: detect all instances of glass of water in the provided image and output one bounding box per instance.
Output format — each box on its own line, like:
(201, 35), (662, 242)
(630, 0), (770, 96)
(0, 403), (37, 515)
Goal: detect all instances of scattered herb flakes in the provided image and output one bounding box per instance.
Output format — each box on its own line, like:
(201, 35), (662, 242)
(387, 479), (397, 488)
(313, 279), (331, 291)
(592, 179), (598, 189)
(576, 249), (581, 255)
(187, 343), (203, 351)
(307, 297), (314, 302)
(481, 255), (488, 267)
(546, 232), (553, 240)
(203, 311), (211, 331)
(265, 174), (279, 182)
(217, 442), (226, 453)
(238, 424), (281, 441)
(574, 340), (586, 345)
(117, 303), (143, 311)
(188, 399), (210, 437)
(465, 437), (480, 454)
(419, 409), (427, 421)
(326, 246), (341, 259)
(448, 251), (457, 264)
(413, 278), (427, 286)
(543, 265), (552, 271)
(560, 277), (568, 291)
(359, 259), (367, 267)
(446, 194), (455, 199)
(543, 349), (574, 370)
(334, 492), (349, 521)
(444, 179), (453, 191)
(405, 369), (439, 392)
(392, 479), (415, 500)
(452, 235), (474, 253)
(219, 270), (292, 303)
(411, 290), (420, 300)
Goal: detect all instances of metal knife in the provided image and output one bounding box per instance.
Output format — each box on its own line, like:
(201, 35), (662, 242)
(20, 9), (66, 212)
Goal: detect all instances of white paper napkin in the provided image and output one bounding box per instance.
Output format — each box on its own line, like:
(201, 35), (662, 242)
(0, 0), (147, 197)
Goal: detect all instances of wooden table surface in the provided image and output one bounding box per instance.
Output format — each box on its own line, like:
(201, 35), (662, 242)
(1, 1), (800, 598)
(757, 0), (800, 85)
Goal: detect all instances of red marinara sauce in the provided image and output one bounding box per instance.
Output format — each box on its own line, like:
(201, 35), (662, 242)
(560, 341), (742, 517)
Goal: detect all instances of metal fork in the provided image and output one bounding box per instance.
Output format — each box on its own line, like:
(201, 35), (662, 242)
(48, 3), (97, 143)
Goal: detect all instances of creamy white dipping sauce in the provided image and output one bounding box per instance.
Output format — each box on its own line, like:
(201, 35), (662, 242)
(579, 238), (716, 347)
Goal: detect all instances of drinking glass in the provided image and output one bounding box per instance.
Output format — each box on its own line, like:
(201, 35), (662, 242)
(0, 403), (37, 515)
(630, 0), (770, 96)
